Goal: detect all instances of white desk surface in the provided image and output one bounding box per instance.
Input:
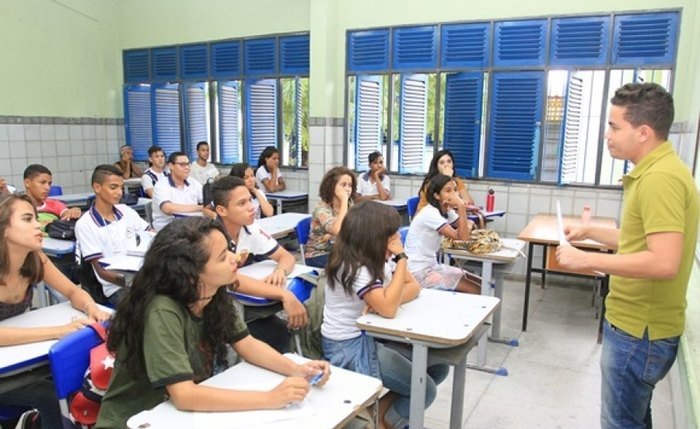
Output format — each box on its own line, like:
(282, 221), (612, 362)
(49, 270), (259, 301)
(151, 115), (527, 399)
(56, 192), (93, 205)
(124, 177), (142, 187)
(127, 353), (382, 429)
(378, 198), (408, 208)
(237, 260), (314, 282)
(42, 237), (76, 256)
(357, 289), (499, 347)
(266, 190), (309, 199)
(0, 302), (113, 377)
(102, 254), (144, 272)
(443, 238), (526, 263)
(257, 213), (310, 239)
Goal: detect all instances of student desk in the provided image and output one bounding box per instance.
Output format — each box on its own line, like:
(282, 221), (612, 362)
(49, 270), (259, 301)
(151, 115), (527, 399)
(233, 260), (316, 306)
(517, 213), (617, 332)
(441, 237), (525, 375)
(126, 353), (383, 429)
(266, 190), (309, 214)
(257, 212), (311, 240)
(42, 237), (75, 257)
(56, 192), (94, 207)
(356, 289), (499, 429)
(0, 302), (112, 379)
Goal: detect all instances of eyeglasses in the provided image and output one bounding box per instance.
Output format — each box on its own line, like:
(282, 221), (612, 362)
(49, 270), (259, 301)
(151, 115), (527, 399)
(173, 162), (191, 168)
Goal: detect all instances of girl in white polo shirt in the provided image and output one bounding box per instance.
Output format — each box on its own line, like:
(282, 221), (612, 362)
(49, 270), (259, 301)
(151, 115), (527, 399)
(405, 174), (480, 294)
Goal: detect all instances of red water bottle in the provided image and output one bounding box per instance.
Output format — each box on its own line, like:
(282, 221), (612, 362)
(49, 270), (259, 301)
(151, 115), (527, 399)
(486, 188), (495, 212)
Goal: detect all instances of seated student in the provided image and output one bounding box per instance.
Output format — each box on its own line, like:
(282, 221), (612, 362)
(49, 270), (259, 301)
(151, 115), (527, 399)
(23, 164), (81, 227)
(190, 141), (220, 186)
(151, 152), (204, 231)
(96, 217), (330, 428)
(255, 146), (286, 193)
(305, 166), (356, 268)
(113, 145), (143, 179)
(0, 193), (110, 429)
(140, 146), (168, 198)
(212, 176), (307, 353)
(0, 176), (15, 194)
(356, 151), (390, 201)
(322, 201), (448, 429)
(75, 165), (150, 306)
(416, 149), (475, 213)
(405, 174), (480, 294)
(229, 163), (273, 219)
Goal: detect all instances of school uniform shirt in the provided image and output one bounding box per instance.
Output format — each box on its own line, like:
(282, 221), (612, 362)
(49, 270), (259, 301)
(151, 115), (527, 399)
(151, 176), (203, 231)
(251, 191), (268, 219)
(322, 263), (394, 341)
(255, 166), (283, 191)
(140, 168), (168, 195)
(224, 219), (279, 265)
(189, 161), (219, 186)
(405, 204), (459, 273)
(357, 172), (390, 197)
(75, 204), (149, 297)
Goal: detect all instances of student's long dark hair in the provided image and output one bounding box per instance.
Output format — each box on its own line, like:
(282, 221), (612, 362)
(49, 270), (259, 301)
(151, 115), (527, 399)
(107, 217), (240, 373)
(229, 163), (259, 200)
(326, 201), (400, 296)
(0, 194), (43, 286)
(425, 174), (454, 218)
(419, 149), (456, 195)
(256, 146), (278, 173)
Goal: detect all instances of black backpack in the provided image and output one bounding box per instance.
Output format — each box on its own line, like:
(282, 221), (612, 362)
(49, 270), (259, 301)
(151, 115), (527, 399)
(46, 219), (77, 241)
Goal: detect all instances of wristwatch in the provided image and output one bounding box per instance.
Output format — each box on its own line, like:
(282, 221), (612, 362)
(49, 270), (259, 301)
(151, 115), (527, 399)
(393, 252), (408, 263)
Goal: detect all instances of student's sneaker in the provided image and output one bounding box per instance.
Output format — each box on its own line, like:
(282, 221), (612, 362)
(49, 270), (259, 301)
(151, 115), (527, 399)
(14, 409), (40, 429)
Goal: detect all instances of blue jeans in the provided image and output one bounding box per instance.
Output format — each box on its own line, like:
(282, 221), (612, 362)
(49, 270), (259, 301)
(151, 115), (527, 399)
(0, 380), (62, 429)
(305, 253), (329, 269)
(600, 321), (679, 429)
(322, 334), (381, 379)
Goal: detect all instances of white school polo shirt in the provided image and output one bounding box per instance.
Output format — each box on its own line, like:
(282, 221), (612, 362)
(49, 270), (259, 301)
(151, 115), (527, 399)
(405, 204), (459, 273)
(255, 166), (283, 191)
(75, 204), (149, 297)
(141, 168), (169, 195)
(151, 176), (203, 231)
(357, 172), (390, 197)
(224, 219), (279, 265)
(252, 192), (268, 219)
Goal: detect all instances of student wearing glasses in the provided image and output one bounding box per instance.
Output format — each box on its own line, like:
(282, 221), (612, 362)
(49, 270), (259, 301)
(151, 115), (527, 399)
(151, 152), (205, 231)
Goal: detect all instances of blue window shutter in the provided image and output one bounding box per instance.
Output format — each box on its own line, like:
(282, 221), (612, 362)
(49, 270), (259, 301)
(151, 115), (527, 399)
(550, 17), (610, 66)
(398, 74), (427, 174)
(441, 23), (491, 69)
(392, 26), (438, 70)
(354, 76), (383, 170)
(151, 47), (177, 81)
(151, 83), (182, 156)
(487, 71), (544, 180)
(211, 41), (242, 79)
(182, 82), (208, 161)
(558, 74), (583, 184)
(179, 44), (209, 80)
(123, 84), (152, 161)
(443, 72), (484, 178)
(218, 81), (241, 164)
(245, 79), (277, 165)
(244, 38), (277, 77)
(494, 19), (547, 67)
(123, 50), (150, 84)
(280, 35), (309, 75)
(347, 30), (390, 72)
(612, 12), (679, 66)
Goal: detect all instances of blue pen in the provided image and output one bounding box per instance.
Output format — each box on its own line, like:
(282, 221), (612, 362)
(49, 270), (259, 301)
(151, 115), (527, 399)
(309, 372), (324, 386)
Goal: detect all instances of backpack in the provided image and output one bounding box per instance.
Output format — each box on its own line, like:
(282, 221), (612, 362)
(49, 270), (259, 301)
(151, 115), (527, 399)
(68, 323), (115, 428)
(290, 271), (325, 359)
(46, 219), (77, 241)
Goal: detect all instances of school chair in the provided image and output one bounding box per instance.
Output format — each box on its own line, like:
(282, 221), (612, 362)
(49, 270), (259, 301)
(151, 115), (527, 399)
(143, 200), (153, 225)
(406, 196), (419, 220)
(48, 185), (63, 196)
(398, 226), (409, 245)
(0, 405), (31, 426)
(48, 325), (105, 429)
(295, 216), (311, 265)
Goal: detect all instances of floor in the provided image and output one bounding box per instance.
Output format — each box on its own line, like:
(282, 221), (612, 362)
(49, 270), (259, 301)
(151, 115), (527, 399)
(420, 277), (675, 429)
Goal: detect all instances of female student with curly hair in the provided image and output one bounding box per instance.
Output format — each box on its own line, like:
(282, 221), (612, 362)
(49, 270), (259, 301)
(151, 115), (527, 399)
(322, 201), (449, 428)
(96, 217), (329, 428)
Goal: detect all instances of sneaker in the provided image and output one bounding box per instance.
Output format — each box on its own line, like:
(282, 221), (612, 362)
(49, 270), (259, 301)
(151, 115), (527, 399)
(14, 409), (40, 429)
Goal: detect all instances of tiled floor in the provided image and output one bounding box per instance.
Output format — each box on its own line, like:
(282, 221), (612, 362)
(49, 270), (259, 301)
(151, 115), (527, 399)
(421, 278), (675, 429)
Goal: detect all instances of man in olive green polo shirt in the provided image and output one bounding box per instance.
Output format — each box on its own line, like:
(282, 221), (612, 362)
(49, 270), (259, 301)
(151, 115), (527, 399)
(557, 82), (698, 429)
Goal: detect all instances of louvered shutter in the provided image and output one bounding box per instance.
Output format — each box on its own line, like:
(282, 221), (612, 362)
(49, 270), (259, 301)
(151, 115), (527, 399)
(494, 19), (547, 67)
(398, 74), (427, 174)
(558, 74), (583, 184)
(347, 30), (390, 73)
(292, 77), (303, 166)
(123, 85), (152, 161)
(354, 76), (382, 170)
(211, 41), (242, 79)
(612, 12), (679, 66)
(487, 72), (544, 180)
(550, 17), (609, 66)
(123, 50), (150, 84)
(151, 83), (182, 156)
(182, 83), (208, 161)
(245, 79), (277, 165)
(244, 38), (277, 77)
(443, 72), (484, 178)
(218, 81), (241, 164)
(280, 35), (310, 75)
(151, 47), (177, 82)
(441, 23), (491, 69)
(392, 26), (438, 71)
(179, 44), (209, 80)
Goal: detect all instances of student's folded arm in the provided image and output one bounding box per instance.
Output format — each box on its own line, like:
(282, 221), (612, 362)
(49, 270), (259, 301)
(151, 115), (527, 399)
(401, 271), (421, 303)
(362, 263), (407, 318)
(90, 259), (125, 287)
(270, 247), (296, 276)
(160, 201), (202, 215)
(253, 189), (274, 217)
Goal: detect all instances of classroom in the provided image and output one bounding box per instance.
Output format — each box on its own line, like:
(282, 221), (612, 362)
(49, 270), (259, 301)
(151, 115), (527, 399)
(1, 0), (699, 428)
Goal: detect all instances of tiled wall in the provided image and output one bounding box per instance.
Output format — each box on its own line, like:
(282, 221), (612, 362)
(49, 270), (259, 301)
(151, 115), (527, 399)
(0, 117), (124, 194)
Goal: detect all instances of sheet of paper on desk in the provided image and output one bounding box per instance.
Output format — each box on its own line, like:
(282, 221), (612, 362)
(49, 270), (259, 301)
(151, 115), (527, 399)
(238, 260), (314, 281)
(556, 201), (570, 247)
(103, 255), (143, 272)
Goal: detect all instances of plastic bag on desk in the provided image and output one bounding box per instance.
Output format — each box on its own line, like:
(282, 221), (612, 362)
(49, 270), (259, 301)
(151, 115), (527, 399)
(443, 229), (502, 255)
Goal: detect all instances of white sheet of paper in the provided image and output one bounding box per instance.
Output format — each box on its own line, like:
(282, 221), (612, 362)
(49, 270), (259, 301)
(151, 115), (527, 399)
(557, 201), (570, 247)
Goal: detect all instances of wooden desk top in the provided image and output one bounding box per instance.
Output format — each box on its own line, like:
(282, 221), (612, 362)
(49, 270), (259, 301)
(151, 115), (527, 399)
(517, 213), (617, 250)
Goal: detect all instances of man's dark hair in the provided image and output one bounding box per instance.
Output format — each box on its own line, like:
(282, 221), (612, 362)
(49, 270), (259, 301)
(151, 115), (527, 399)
(368, 151), (382, 164)
(196, 141), (209, 151)
(211, 176), (246, 208)
(91, 164), (123, 185)
(23, 164), (52, 180)
(610, 82), (674, 140)
(168, 151), (187, 164)
(147, 146), (164, 157)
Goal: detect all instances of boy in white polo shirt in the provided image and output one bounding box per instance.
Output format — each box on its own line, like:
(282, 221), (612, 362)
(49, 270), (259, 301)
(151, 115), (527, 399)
(151, 151), (204, 231)
(190, 141), (220, 185)
(140, 146), (168, 198)
(75, 165), (150, 306)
